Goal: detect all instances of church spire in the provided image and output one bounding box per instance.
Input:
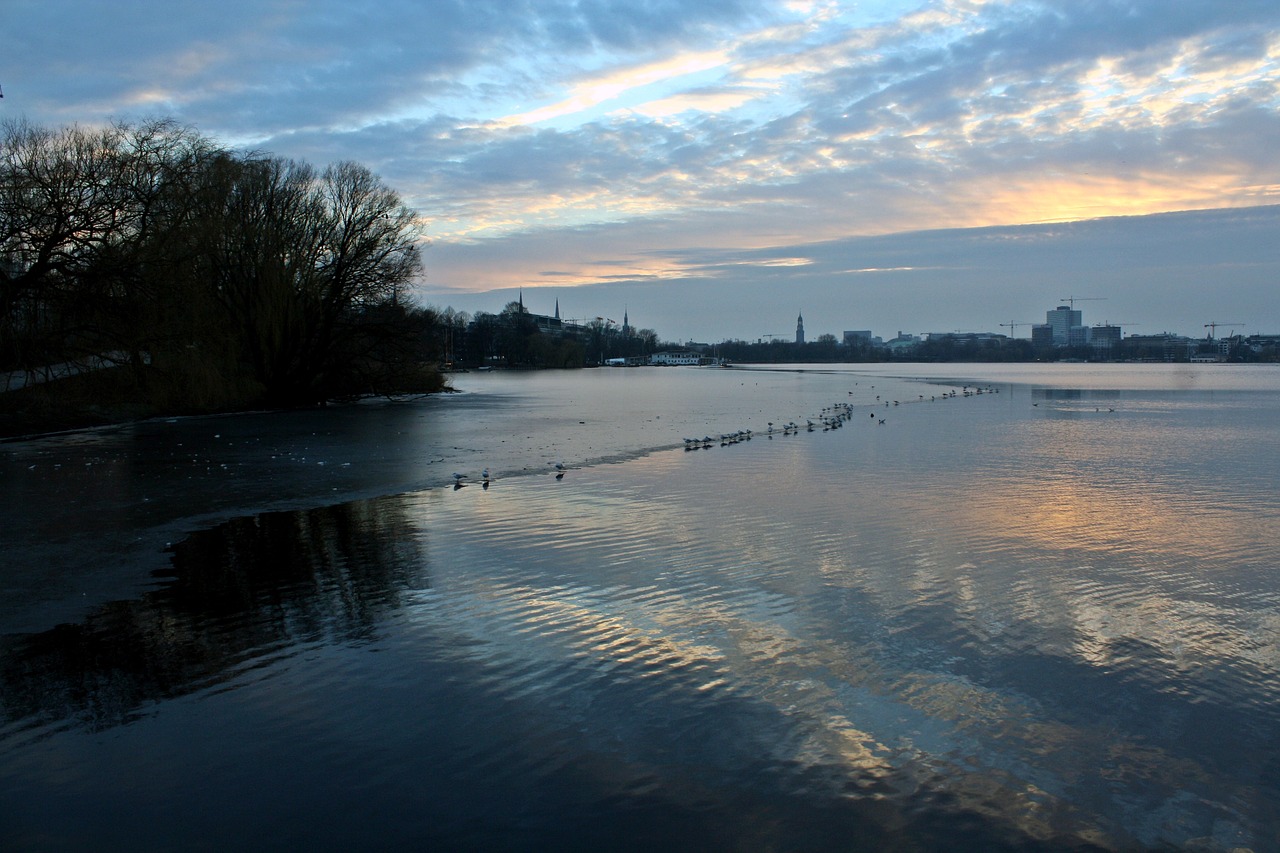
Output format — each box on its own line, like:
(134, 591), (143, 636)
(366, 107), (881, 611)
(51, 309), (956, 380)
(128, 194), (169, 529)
(796, 310), (805, 345)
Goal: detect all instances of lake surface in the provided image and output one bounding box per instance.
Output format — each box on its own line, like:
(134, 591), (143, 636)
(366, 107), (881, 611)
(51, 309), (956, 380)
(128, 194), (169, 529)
(3, 363), (1279, 850)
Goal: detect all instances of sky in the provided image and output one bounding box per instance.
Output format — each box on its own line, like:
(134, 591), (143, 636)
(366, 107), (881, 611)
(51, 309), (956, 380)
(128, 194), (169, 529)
(3, 0), (1278, 342)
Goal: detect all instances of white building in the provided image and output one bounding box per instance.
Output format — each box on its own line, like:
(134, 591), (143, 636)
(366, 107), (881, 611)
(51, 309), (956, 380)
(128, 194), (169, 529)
(651, 351), (707, 366)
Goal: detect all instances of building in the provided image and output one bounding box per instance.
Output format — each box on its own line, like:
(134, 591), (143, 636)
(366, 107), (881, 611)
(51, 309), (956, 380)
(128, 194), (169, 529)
(884, 331), (920, 353)
(1124, 333), (1197, 362)
(843, 330), (874, 346)
(512, 290), (563, 333)
(795, 311), (805, 345)
(651, 351), (711, 366)
(1090, 324), (1122, 355)
(1067, 325), (1091, 348)
(1046, 305), (1083, 346)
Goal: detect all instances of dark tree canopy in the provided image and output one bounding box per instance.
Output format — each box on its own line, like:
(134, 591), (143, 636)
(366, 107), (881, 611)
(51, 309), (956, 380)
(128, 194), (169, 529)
(1, 117), (439, 429)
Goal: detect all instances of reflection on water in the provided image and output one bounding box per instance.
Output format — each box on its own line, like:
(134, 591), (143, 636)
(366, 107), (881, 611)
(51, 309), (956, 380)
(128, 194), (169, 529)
(3, 365), (1280, 851)
(1, 498), (427, 738)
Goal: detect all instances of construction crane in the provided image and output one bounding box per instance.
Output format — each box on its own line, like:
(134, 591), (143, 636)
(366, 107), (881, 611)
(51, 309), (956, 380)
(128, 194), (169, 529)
(1204, 321), (1244, 339)
(1060, 296), (1107, 308)
(999, 321), (1036, 336)
(760, 333), (785, 341)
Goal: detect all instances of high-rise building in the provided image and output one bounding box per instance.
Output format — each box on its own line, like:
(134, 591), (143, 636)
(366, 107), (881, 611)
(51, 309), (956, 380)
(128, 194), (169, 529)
(796, 311), (805, 345)
(1047, 305), (1082, 346)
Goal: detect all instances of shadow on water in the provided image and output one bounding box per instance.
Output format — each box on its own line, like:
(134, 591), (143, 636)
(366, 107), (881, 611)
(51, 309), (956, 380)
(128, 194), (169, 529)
(0, 497), (428, 737)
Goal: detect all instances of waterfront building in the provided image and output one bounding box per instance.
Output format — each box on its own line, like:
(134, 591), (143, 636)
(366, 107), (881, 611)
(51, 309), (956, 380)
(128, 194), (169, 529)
(796, 311), (805, 345)
(1090, 324), (1122, 356)
(651, 351), (711, 366)
(1046, 305), (1083, 346)
(1124, 333), (1197, 362)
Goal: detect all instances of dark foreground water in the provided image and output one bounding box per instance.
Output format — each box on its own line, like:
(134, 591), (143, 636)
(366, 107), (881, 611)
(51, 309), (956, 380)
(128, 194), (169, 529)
(3, 365), (1279, 851)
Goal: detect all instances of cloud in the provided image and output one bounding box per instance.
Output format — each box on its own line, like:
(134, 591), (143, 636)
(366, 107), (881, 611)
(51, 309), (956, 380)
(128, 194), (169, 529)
(5, 0), (1278, 340)
(416, 204), (1280, 342)
(496, 49), (734, 126)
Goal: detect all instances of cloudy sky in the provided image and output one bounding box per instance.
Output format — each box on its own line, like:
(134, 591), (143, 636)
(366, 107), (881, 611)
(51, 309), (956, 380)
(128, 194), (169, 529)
(4, 0), (1278, 341)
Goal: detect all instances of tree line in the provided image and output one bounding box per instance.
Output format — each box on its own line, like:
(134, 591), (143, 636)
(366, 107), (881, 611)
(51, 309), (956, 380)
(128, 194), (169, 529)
(1, 117), (441, 430)
(432, 303), (661, 368)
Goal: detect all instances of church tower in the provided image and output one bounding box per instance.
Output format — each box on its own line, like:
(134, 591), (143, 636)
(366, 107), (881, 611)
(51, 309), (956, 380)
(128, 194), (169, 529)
(622, 306), (631, 336)
(796, 311), (805, 345)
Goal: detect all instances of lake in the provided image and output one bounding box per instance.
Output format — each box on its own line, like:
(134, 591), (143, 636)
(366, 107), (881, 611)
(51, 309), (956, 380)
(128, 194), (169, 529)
(3, 363), (1279, 850)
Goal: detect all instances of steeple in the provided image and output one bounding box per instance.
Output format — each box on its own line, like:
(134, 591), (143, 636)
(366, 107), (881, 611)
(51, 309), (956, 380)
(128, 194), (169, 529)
(796, 310), (805, 345)
(622, 306), (630, 335)
(554, 298), (560, 320)
(518, 288), (524, 313)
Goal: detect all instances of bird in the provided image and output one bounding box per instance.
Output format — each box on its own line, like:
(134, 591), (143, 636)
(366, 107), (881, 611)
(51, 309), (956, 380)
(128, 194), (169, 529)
(482, 468), (490, 483)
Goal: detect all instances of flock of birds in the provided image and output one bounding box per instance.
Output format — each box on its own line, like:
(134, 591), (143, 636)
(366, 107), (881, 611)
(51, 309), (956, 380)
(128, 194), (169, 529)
(450, 384), (999, 489)
(453, 460), (567, 489)
(681, 400), (862, 450)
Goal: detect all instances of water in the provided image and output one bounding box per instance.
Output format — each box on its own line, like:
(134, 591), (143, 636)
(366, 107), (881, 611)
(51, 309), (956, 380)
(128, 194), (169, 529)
(3, 364), (1279, 850)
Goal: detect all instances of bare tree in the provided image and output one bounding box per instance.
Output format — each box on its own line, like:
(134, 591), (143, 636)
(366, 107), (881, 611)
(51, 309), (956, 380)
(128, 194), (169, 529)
(2, 118), (432, 412)
(194, 155), (425, 403)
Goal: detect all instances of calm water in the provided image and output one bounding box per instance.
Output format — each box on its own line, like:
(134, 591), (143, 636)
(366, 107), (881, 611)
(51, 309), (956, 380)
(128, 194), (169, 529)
(3, 364), (1279, 850)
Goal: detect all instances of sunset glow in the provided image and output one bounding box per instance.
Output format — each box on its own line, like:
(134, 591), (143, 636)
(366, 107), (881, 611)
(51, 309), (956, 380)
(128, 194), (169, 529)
(5, 0), (1277, 338)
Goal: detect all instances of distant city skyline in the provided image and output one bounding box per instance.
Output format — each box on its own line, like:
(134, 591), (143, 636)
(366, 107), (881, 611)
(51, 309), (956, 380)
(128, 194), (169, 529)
(434, 205), (1279, 344)
(5, 2), (1278, 340)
